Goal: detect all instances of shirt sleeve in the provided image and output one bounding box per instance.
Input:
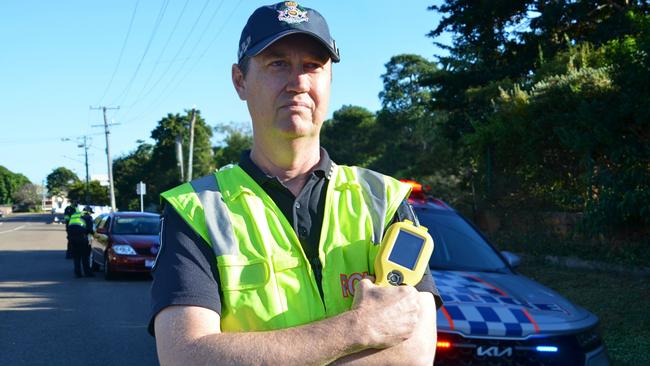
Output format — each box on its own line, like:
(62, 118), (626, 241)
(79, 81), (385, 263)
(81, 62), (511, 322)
(84, 215), (94, 235)
(148, 205), (222, 337)
(415, 266), (443, 309)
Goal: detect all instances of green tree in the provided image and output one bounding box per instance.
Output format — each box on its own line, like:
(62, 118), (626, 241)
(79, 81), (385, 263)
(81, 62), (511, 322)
(46, 167), (80, 196)
(11, 183), (43, 211)
(0, 166), (30, 204)
(423, 2), (650, 234)
(469, 39), (650, 232)
(373, 55), (456, 180)
(113, 143), (154, 211)
(427, 1), (649, 142)
(321, 105), (378, 166)
(67, 180), (109, 206)
(147, 109), (214, 209)
(213, 123), (252, 169)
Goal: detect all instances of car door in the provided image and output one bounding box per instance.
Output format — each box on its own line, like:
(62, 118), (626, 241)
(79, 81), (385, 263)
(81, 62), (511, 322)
(93, 215), (111, 264)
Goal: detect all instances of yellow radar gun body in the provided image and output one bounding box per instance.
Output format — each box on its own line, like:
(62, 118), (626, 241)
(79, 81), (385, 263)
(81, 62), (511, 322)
(374, 220), (434, 287)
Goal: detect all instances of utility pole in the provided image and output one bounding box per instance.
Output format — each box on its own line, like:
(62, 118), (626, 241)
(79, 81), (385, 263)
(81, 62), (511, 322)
(91, 105), (120, 212)
(175, 134), (184, 182)
(61, 135), (91, 204)
(78, 136), (91, 204)
(186, 107), (196, 182)
(42, 179), (47, 211)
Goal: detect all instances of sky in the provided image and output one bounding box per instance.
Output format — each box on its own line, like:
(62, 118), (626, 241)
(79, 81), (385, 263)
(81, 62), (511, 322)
(0, 1), (449, 186)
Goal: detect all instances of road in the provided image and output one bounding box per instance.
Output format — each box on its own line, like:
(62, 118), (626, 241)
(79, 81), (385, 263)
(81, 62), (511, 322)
(0, 213), (158, 366)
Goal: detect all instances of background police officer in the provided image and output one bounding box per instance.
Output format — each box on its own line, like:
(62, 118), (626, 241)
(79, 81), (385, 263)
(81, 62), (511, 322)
(66, 206), (94, 278)
(62, 201), (77, 259)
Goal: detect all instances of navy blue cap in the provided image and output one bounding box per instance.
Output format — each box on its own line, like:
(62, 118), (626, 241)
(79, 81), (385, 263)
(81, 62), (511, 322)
(238, 2), (340, 63)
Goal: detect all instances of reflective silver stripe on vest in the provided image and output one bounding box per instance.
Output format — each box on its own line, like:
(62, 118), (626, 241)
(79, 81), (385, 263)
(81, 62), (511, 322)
(355, 167), (387, 244)
(190, 174), (238, 256)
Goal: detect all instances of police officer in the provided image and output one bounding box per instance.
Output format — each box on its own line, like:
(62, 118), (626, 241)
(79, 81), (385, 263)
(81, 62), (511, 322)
(150, 2), (441, 365)
(62, 201), (77, 259)
(67, 206), (94, 278)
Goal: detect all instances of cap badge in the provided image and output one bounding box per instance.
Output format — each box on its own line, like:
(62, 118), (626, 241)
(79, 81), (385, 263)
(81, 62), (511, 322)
(277, 2), (308, 24)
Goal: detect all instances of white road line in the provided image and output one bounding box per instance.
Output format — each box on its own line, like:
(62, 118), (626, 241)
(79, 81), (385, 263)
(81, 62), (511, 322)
(0, 224), (27, 234)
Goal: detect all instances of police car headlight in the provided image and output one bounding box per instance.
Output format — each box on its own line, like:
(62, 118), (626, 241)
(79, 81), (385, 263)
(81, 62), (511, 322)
(112, 245), (137, 256)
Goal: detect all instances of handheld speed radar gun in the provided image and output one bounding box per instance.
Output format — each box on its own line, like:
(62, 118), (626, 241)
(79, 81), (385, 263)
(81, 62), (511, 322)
(374, 220), (434, 287)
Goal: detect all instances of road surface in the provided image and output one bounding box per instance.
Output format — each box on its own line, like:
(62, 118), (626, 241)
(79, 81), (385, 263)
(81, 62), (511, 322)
(0, 213), (158, 366)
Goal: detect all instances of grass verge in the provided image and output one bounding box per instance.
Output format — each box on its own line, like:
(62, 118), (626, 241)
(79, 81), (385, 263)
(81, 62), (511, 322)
(489, 230), (650, 268)
(517, 261), (650, 366)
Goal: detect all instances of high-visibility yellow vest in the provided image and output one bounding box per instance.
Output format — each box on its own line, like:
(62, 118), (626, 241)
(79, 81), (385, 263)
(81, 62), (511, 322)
(161, 164), (411, 332)
(68, 212), (86, 228)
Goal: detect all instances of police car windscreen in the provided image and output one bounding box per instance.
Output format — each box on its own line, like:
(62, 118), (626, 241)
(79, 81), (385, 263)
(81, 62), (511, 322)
(388, 231), (424, 270)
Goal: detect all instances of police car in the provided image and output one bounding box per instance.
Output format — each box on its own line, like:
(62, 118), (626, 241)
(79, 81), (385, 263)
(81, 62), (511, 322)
(402, 181), (609, 365)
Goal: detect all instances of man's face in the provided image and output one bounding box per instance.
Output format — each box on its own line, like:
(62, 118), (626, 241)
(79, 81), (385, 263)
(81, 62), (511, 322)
(232, 34), (332, 141)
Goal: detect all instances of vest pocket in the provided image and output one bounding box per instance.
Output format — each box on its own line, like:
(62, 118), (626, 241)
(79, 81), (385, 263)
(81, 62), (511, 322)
(216, 255), (269, 291)
(272, 256), (301, 272)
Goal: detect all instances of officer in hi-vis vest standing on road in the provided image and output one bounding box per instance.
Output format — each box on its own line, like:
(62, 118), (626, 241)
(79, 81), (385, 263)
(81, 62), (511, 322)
(63, 201), (77, 259)
(150, 2), (441, 365)
(67, 206), (94, 278)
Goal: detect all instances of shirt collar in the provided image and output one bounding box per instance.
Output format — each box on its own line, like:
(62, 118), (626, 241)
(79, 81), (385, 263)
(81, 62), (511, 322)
(238, 148), (334, 186)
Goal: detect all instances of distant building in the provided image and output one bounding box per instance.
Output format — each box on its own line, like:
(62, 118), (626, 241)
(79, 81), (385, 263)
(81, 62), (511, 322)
(46, 194), (71, 214)
(91, 174), (109, 187)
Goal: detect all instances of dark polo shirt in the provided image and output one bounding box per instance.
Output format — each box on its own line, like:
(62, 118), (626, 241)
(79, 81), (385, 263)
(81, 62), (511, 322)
(149, 149), (440, 335)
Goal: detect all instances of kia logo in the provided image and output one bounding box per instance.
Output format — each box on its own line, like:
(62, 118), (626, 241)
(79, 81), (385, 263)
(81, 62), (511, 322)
(476, 346), (513, 357)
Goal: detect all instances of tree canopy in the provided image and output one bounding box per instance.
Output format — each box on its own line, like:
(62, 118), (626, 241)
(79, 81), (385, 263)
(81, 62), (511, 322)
(46, 167), (80, 196)
(213, 123), (253, 169)
(111, 109), (214, 211)
(113, 143), (154, 211)
(0, 166), (30, 205)
(67, 180), (109, 206)
(423, 1), (650, 234)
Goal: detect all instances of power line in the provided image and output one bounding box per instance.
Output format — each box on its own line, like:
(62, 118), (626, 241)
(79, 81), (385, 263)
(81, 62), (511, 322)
(97, 0), (141, 105)
(0, 137), (66, 144)
(0, 132), (104, 145)
(192, 1), (242, 64)
(120, 1), (241, 125)
(110, 0), (171, 106)
(116, 0), (213, 119)
(171, 1), (242, 94)
(128, 0), (192, 106)
(151, 0), (227, 97)
(61, 155), (85, 165)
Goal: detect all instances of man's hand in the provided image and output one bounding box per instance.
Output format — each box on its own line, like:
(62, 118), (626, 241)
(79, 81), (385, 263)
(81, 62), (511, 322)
(350, 279), (422, 349)
(331, 281), (437, 365)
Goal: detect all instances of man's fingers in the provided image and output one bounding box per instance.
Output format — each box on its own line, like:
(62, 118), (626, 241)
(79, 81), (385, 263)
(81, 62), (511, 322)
(355, 278), (374, 293)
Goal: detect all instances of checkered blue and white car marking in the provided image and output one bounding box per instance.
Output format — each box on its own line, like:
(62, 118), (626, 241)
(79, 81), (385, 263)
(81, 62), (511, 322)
(434, 271), (540, 337)
(442, 304), (539, 337)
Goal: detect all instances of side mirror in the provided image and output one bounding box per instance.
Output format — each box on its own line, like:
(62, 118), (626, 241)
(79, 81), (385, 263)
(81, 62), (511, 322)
(501, 251), (521, 268)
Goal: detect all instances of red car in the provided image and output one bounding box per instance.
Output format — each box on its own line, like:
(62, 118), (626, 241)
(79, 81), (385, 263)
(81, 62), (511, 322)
(90, 211), (161, 280)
